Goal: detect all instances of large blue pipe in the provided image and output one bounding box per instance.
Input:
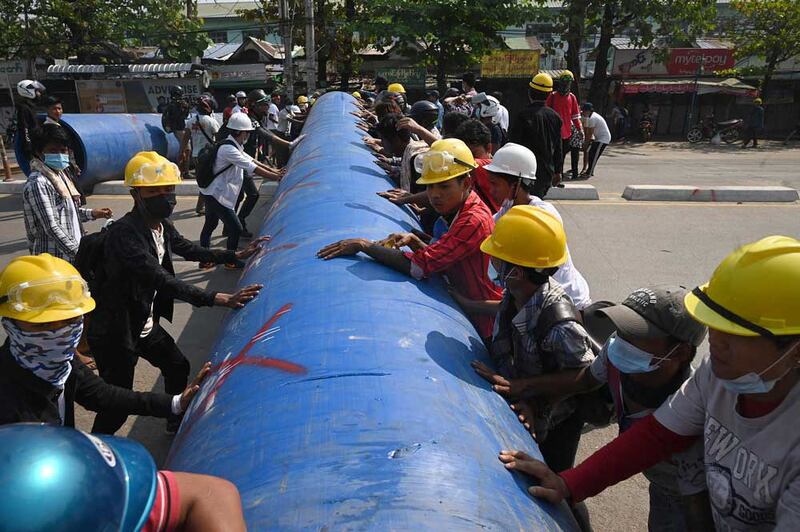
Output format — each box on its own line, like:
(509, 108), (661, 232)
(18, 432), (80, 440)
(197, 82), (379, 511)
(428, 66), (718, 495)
(15, 114), (180, 189)
(165, 92), (578, 531)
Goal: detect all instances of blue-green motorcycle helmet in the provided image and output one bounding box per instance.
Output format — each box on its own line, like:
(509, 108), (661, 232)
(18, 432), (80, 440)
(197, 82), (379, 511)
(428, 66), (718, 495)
(0, 424), (157, 531)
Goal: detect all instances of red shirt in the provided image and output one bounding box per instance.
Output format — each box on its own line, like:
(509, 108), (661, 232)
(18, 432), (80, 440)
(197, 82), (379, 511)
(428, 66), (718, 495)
(405, 190), (503, 338)
(143, 471), (182, 532)
(473, 158), (500, 213)
(546, 92), (581, 139)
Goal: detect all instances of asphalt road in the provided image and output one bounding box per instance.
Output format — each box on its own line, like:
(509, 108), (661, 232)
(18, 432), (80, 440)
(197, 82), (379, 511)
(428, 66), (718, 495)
(0, 154), (797, 530)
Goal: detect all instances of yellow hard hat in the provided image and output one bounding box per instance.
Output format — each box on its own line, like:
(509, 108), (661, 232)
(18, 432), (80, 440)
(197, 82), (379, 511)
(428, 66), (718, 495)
(415, 138), (476, 185)
(559, 70), (575, 81)
(352, 91), (362, 99)
(529, 72), (553, 92)
(753, 97), (763, 105)
(684, 236), (800, 337)
(387, 83), (406, 94)
(0, 254), (95, 323)
(480, 206), (567, 268)
(296, 95), (309, 105)
(124, 152), (182, 188)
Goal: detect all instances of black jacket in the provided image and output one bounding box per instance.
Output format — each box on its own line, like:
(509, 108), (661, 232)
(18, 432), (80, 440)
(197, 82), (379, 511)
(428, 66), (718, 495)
(508, 102), (564, 185)
(16, 99), (39, 160)
(161, 100), (190, 133)
(87, 209), (235, 351)
(0, 341), (172, 427)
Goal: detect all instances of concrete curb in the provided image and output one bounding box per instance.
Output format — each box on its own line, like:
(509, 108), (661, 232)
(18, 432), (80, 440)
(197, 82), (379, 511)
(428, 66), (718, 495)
(544, 184), (599, 200)
(0, 179), (280, 199)
(623, 185), (799, 203)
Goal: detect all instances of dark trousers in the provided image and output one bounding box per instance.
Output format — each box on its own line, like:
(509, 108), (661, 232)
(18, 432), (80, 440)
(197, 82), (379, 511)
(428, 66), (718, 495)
(561, 138), (580, 178)
(742, 126), (761, 147)
(91, 323), (189, 434)
(538, 409), (593, 532)
(533, 175), (551, 199)
(235, 174), (259, 228)
(585, 141), (607, 177)
(201, 194), (241, 251)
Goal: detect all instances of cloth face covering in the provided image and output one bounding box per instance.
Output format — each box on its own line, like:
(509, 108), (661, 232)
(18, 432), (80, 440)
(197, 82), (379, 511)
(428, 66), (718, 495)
(2, 317), (83, 387)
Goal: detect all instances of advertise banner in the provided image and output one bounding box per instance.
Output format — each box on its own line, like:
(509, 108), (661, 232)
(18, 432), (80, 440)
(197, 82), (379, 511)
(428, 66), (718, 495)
(613, 48), (734, 77)
(75, 80), (127, 113)
(481, 50), (540, 78)
(667, 49), (735, 76)
(375, 67), (427, 89)
(209, 64), (268, 84)
(77, 79), (203, 113)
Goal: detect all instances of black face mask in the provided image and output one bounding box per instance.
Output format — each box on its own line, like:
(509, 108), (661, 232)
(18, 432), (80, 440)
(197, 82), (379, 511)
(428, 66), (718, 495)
(139, 193), (176, 219)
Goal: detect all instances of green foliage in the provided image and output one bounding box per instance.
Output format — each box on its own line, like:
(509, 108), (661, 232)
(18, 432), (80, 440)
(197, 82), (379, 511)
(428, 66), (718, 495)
(729, 0), (800, 67)
(0, 0), (209, 62)
(357, 0), (540, 78)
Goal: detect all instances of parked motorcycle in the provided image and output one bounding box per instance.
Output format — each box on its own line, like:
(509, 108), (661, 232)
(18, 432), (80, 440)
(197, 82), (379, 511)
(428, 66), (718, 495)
(687, 115), (743, 144)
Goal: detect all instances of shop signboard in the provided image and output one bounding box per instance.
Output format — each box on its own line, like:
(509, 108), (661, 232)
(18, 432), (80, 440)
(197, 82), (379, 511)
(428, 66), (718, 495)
(0, 60), (27, 90)
(613, 48), (734, 77)
(375, 67), (427, 89)
(481, 50), (540, 78)
(76, 80), (128, 113)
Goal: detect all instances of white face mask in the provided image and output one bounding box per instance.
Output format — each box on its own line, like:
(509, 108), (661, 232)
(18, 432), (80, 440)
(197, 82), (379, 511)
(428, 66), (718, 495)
(3, 317), (83, 387)
(719, 340), (800, 395)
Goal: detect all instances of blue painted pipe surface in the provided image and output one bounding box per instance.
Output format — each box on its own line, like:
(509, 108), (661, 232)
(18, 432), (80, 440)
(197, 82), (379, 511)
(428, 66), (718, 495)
(15, 114), (179, 188)
(165, 92), (578, 531)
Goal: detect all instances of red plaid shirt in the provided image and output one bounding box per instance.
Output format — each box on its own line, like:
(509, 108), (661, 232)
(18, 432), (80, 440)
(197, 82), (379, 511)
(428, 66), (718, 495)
(405, 190), (503, 338)
(473, 157), (500, 213)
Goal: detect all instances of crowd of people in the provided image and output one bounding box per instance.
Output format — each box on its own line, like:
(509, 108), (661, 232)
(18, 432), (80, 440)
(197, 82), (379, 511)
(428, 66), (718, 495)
(3, 74), (799, 531)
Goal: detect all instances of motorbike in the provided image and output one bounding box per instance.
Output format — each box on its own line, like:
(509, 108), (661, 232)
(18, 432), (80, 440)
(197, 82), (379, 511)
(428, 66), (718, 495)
(639, 113), (654, 142)
(687, 115), (743, 144)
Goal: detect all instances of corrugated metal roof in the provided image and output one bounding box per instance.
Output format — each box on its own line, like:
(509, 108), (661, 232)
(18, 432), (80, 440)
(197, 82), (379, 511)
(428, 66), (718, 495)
(694, 38), (733, 49)
(502, 35), (542, 51)
(204, 42), (241, 61)
(47, 63), (199, 75)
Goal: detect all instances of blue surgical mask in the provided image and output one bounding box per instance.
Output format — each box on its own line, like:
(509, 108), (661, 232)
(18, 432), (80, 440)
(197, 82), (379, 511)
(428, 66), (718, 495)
(44, 153), (70, 171)
(720, 341), (800, 394)
(606, 333), (678, 374)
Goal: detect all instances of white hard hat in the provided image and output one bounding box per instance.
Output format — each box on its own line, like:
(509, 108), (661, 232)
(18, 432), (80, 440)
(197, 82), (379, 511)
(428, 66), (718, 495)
(235, 91), (247, 98)
(17, 79), (45, 100)
(289, 105), (301, 114)
(482, 142), (537, 181)
(478, 95), (501, 123)
(227, 112), (255, 131)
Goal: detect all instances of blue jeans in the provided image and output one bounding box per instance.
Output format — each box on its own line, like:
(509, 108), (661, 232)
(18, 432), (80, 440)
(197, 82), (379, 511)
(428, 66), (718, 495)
(200, 194), (242, 251)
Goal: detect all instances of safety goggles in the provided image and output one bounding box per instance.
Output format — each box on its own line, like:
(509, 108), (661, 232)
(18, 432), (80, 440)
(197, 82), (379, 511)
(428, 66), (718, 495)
(414, 150), (476, 175)
(128, 161), (182, 187)
(0, 276), (91, 313)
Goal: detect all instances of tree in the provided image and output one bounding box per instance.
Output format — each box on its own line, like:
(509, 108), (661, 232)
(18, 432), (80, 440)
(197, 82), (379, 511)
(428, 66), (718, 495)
(729, 0), (800, 98)
(0, 0), (209, 63)
(582, 0), (716, 112)
(359, 0), (538, 93)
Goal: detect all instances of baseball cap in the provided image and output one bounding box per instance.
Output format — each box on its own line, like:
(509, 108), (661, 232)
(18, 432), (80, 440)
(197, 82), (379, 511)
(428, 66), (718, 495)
(426, 89), (440, 99)
(595, 286), (708, 347)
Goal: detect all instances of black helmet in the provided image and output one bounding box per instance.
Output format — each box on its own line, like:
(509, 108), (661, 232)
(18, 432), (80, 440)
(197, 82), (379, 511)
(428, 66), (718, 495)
(247, 89), (268, 104)
(226, 94), (237, 104)
(408, 100), (439, 129)
(169, 86), (184, 99)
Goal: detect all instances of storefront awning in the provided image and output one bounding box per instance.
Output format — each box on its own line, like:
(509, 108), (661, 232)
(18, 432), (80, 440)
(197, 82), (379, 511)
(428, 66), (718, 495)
(47, 63), (203, 75)
(622, 77), (757, 96)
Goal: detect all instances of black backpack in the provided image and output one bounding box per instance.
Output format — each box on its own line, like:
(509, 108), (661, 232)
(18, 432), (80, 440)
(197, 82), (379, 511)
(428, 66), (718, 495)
(195, 138), (235, 188)
(75, 223), (112, 294)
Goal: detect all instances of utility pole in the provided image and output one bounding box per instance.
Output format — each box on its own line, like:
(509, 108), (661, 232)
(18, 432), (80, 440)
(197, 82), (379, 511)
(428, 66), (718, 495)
(304, 0), (316, 93)
(279, 0), (294, 101)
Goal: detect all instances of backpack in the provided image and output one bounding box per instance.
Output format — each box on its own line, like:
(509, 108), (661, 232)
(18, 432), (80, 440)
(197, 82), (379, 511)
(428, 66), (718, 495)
(534, 300), (615, 427)
(195, 139), (235, 188)
(75, 222), (112, 294)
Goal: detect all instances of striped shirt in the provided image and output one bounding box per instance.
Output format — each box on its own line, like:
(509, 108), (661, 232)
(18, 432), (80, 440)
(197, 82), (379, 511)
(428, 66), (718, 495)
(491, 279), (594, 435)
(405, 191), (503, 338)
(142, 471), (182, 532)
(22, 169), (93, 263)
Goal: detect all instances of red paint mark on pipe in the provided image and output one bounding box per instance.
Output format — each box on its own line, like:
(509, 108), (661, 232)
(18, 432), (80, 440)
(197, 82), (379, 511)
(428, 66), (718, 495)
(168, 303), (305, 458)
